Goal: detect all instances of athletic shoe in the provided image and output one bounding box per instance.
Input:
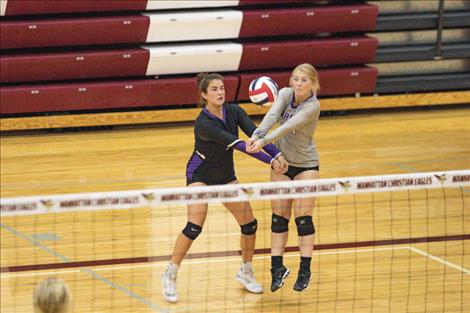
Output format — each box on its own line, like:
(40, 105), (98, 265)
(270, 266), (290, 292)
(236, 264), (264, 293)
(162, 264), (178, 303)
(293, 268), (311, 292)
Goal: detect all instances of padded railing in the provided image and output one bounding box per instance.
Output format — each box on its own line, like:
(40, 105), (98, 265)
(0, 67), (377, 114)
(0, 0), (315, 16)
(0, 37), (378, 83)
(237, 67), (378, 101)
(0, 5), (378, 49)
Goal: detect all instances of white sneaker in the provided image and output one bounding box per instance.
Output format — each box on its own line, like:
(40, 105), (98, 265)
(162, 263), (179, 303)
(236, 263), (264, 294)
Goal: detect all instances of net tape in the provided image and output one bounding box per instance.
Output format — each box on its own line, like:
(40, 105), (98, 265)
(1, 170), (469, 217)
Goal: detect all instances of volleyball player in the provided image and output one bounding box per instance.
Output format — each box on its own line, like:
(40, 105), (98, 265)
(247, 63), (321, 292)
(162, 73), (288, 303)
(33, 277), (71, 313)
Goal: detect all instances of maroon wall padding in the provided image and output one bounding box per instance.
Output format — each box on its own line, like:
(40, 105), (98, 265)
(239, 36), (378, 70)
(3, 0), (148, 16)
(236, 67), (378, 101)
(0, 15), (150, 49)
(3, 0), (307, 16)
(0, 5), (378, 50)
(315, 67), (378, 95)
(238, 0), (317, 5)
(0, 68), (377, 115)
(0, 76), (239, 114)
(0, 48), (150, 83)
(239, 4), (378, 37)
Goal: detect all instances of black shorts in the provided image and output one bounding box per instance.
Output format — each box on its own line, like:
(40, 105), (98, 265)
(284, 165), (319, 180)
(186, 174), (237, 186)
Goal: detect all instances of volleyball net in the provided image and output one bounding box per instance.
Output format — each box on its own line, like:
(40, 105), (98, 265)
(1, 170), (469, 313)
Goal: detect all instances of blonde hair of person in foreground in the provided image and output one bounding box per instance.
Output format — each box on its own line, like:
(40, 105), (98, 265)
(33, 277), (71, 313)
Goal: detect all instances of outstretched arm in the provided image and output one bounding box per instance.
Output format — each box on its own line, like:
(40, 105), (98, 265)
(250, 88), (290, 142)
(232, 140), (273, 165)
(198, 120), (282, 172)
(232, 140), (283, 173)
(261, 104), (318, 146)
(233, 103), (282, 159)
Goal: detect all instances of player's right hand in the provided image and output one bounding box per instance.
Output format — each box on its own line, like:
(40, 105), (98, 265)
(246, 137), (256, 147)
(247, 139), (263, 153)
(276, 155), (289, 173)
(271, 159), (282, 174)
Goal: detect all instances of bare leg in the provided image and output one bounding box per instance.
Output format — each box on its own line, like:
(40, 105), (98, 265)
(290, 170), (319, 292)
(223, 180), (256, 262)
(269, 170), (294, 292)
(224, 181), (263, 293)
(293, 170), (319, 258)
(163, 182), (208, 302)
(270, 170), (293, 257)
(170, 182), (208, 265)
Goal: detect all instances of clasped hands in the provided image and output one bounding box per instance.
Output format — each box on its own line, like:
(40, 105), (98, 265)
(246, 138), (288, 174)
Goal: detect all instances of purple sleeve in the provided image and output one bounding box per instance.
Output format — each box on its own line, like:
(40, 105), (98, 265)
(233, 141), (273, 165)
(263, 143), (282, 158)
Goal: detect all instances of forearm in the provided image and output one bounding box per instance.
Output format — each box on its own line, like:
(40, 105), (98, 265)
(263, 143), (282, 158)
(233, 141), (274, 165)
(261, 126), (291, 146)
(262, 107), (315, 145)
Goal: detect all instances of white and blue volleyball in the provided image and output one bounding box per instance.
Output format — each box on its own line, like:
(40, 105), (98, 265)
(248, 76), (278, 106)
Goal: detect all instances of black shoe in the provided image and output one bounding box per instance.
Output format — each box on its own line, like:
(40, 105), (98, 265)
(270, 266), (290, 292)
(293, 268), (311, 292)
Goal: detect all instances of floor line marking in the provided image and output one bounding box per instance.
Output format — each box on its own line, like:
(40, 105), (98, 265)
(407, 246), (470, 274)
(0, 223), (168, 313)
(2, 246), (406, 278)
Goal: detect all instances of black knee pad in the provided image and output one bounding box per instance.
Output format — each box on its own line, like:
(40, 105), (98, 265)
(182, 221), (202, 240)
(271, 213), (289, 233)
(295, 216), (315, 236)
(240, 219), (258, 235)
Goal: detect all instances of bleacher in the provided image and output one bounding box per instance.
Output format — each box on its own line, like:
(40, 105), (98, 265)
(0, 0), (469, 130)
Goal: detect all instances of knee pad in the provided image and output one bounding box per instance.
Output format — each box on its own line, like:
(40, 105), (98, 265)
(240, 219), (258, 235)
(271, 213), (289, 233)
(182, 221), (202, 240)
(295, 216), (315, 236)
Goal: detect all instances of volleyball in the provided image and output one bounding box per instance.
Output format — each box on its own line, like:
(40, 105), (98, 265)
(248, 76), (278, 106)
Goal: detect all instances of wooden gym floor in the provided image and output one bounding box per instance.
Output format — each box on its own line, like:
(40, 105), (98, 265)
(1, 107), (469, 312)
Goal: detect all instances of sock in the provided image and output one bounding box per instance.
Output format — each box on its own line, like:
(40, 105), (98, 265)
(241, 261), (253, 272)
(271, 256), (283, 269)
(300, 256), (311, 272)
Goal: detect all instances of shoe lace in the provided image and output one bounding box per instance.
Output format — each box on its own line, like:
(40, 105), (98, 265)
(165, 271), (177, 294)
(298, 270), (310, 281)
(243, 269), (259, 286)
(274, 268), (285, 279)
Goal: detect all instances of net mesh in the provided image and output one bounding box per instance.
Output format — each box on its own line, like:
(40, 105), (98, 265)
(1, 170), (469, 313)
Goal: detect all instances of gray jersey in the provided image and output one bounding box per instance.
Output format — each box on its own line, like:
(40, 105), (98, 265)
(253, 87), (320, 167)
